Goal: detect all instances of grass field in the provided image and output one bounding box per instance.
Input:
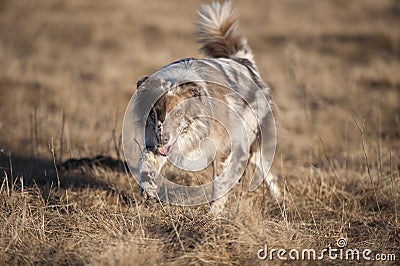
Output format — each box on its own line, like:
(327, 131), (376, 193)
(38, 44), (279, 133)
(0, 0), (399, 264)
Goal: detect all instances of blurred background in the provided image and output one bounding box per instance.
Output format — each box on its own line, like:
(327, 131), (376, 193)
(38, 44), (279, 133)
(0, 1), (399, 263)
(0, 0), (399, 167)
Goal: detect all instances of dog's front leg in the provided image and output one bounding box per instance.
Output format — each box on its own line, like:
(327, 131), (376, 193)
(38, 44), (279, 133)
(138, 150), (166, 199)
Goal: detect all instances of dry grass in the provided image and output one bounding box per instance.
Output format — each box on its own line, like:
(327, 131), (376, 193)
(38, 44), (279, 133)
(0, 0), (399, 264)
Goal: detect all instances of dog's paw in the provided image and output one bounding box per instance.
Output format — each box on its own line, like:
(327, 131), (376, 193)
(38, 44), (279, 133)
(139, 170), (159, 197)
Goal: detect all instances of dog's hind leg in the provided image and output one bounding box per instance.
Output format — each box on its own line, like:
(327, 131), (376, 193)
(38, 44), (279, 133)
(209, 143), (249, 214)
(249, 151), (281, 201)
(265, 171), (281, 201)
(210, 159), (229, 215)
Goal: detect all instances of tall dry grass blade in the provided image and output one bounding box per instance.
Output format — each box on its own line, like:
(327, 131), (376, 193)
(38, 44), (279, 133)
(49, 138), (61, 191)
(1, 171), (10, 197)
(8, 152), (13, 185)
(389, 150), (399, 223)
(33, 106), (39, 157)
(125, 171), (146, 238)
(167, 205), (187, 254)
(352, 116), (381, 214)
(59, 108), (66, 164)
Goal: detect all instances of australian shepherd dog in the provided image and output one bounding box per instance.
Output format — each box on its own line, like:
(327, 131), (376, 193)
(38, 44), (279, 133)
(132, 1), (281, 213)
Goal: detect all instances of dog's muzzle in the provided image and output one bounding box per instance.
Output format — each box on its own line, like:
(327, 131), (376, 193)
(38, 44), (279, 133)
(157, 144), (174, 156)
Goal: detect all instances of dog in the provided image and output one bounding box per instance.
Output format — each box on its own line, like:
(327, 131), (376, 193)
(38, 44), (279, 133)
(132, 1), (281, 212)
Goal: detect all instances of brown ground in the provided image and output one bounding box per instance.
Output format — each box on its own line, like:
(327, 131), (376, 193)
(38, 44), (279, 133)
(0, 0), (399, 264)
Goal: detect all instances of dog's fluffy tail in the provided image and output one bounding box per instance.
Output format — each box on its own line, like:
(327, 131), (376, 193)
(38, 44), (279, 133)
(195, 1), (255, 65)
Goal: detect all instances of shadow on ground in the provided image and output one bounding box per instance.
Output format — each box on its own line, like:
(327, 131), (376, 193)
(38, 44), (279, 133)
(0, 151), (129, 194)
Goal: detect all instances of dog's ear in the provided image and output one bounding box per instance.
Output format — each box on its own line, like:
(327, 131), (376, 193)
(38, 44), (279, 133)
(136, 76), (148, 89)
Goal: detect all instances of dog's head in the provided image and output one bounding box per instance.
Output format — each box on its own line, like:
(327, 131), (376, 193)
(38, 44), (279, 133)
(141, 80), (211, 157)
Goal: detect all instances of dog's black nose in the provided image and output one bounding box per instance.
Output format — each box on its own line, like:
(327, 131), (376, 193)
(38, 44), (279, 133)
(162, 133), (170, 144)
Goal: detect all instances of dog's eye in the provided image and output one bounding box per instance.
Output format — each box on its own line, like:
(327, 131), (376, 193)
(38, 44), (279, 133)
(175, 111), (182, 117)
